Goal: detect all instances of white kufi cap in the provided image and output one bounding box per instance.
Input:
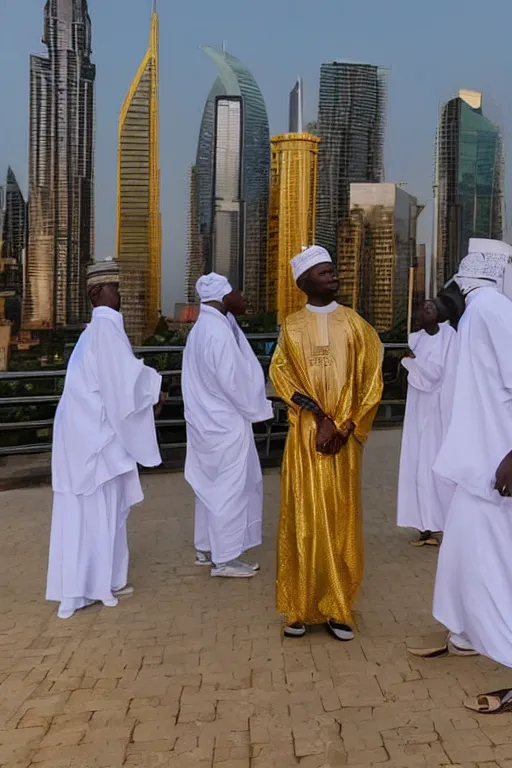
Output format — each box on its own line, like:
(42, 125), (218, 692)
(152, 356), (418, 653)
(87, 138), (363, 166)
(290, 245), (332, 282)
(195, 272), (233, 303)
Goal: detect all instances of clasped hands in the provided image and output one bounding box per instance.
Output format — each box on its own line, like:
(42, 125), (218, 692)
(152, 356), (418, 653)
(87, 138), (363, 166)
(495, 451), (512, 498)
(315, 414), (355, 455)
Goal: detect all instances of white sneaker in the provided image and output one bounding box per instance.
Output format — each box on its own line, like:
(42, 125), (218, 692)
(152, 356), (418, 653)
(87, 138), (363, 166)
(211, 560), (256, 578)
(195, 551), (212, 566)
(233, 558), (260, 572)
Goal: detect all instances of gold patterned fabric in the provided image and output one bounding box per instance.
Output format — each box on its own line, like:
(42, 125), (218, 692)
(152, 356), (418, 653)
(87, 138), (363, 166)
(269, 305), (383, 625)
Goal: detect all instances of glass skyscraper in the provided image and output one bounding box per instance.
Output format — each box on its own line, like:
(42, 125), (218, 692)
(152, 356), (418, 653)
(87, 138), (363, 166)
(117, 4), (161, 344)
(0, 168), (26, 301)
(316, 62), (387, 261)
(289, 77), (303, 133)
(188, 47), (270, 313)
(339, 183), (418, 334)
(434, 90), (504, 290)
(24, 0), (96, 330)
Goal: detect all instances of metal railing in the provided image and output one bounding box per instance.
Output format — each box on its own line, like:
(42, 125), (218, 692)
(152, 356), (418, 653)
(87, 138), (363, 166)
(0, 336), (408, 458)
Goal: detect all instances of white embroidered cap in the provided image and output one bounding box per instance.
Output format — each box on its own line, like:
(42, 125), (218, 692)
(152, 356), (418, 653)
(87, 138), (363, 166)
(290, 245), (332, 282)
(86, 258), (120, 289)
(456, 239), (512, 283)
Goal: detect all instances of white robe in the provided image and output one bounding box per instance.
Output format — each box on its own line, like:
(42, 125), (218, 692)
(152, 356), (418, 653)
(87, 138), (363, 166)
(397, 322), (456, 533)
(433, 288), (512, 666)
(182, 305), (274, 564)
(47, 306), (162, 617)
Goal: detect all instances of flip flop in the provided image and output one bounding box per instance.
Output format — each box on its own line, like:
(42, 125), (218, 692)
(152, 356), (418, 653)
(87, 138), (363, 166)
(464, 689), (512, 714)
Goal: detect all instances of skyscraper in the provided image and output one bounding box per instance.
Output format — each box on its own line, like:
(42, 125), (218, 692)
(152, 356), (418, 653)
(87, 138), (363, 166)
(188, 46), (270, 313)
(0, 168), (26, 301)
(289, 77), (303, 133)
(338, 183), (419, 334)
(267, 134), (320, 323)
(117, 3), (161, 345)
(316, 62), (387, 260)
(185, 165), (202, 304)
(24, 0), (96, 330)
(434, 89), (504, 291)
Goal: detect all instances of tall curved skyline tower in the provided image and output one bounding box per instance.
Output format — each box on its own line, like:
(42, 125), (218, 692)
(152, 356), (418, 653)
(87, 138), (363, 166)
(24, 0), (95, 330)
(187, 47), (270, 313)
(117, 2), (161, 344)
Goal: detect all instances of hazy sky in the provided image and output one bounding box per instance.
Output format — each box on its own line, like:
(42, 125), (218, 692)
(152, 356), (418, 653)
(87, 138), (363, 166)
(1, 0), (511, 313)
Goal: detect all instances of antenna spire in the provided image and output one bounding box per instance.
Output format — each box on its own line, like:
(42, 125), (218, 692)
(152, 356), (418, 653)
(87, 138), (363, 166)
(222, 40), (227, 54)
(152, 0), (157, 13)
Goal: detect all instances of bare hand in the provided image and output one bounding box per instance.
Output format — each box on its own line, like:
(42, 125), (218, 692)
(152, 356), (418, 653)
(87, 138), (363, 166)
(495, 451), (512, 497)
(154, 391), (167, 418)
(405, 346), (416, 359)
(316, 416), (338, 454)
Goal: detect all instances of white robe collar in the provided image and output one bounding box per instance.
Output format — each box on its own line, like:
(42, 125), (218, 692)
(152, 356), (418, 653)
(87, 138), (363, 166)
(306, 301), (339, 314)
(91, 305), (125, 331)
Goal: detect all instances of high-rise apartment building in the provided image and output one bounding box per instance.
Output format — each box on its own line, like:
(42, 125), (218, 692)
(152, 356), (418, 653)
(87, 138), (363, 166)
(339, 183), (419, 334)
(187, 46), (270, 313)
(0, 167), (26, 301)
(289, 77), (303, 133)
(414, 243), (427, 320)
(434, 89), (504, 291)
(267, 133), (320, 323)
(117, 3), (161, 345)
(185, 166), (202, 304)
(24, 0), (96, 330)
(316, 62), (387, 260)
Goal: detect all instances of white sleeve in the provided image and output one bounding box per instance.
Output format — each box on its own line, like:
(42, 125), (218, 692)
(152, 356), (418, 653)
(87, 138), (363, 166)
(93, 319), (162, 467)
(209, 334), (274, 424)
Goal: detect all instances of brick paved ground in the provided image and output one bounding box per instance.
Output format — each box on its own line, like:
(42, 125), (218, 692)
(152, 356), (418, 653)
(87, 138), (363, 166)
(1, 429), (512, 767)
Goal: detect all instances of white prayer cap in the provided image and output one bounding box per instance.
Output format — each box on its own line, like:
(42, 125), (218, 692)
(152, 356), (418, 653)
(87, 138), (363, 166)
(195, 272), (233, 303)
(455, 239), (512, 284)
(290, 245), (332, 282)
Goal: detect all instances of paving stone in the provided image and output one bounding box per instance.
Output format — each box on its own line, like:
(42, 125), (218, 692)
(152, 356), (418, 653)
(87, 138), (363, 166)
(0, 431), (510, 766)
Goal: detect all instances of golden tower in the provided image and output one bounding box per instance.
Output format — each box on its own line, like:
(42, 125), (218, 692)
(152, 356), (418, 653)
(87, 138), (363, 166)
(267, 133), (320, 323)
(117, 2), (161, 344)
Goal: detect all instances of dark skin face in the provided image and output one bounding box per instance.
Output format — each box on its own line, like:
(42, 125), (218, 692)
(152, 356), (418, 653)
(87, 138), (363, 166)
(297, 262), (339, 306)
(223, 290), (246, 316)
(89, 282), (121, 312)
(418, 300), (440, 335)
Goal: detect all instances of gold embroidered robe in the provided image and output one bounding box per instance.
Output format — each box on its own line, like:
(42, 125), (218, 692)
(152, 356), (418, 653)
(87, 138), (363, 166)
(269, 305), (383, 625)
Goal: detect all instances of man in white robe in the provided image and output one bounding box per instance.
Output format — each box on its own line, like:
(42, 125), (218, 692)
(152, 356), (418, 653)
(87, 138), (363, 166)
(397, 298), (456, 545)
(182, 273), (274, 578)
(47, 259), (164, 619)
(408, 239), (512, 713)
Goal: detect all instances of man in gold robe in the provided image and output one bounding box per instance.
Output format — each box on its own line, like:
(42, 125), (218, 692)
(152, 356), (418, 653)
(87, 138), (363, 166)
(269, 246), (383, 641)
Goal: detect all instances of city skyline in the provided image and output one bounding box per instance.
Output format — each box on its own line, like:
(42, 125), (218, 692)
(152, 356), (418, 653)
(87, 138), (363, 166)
(1, 0), (511, 315)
